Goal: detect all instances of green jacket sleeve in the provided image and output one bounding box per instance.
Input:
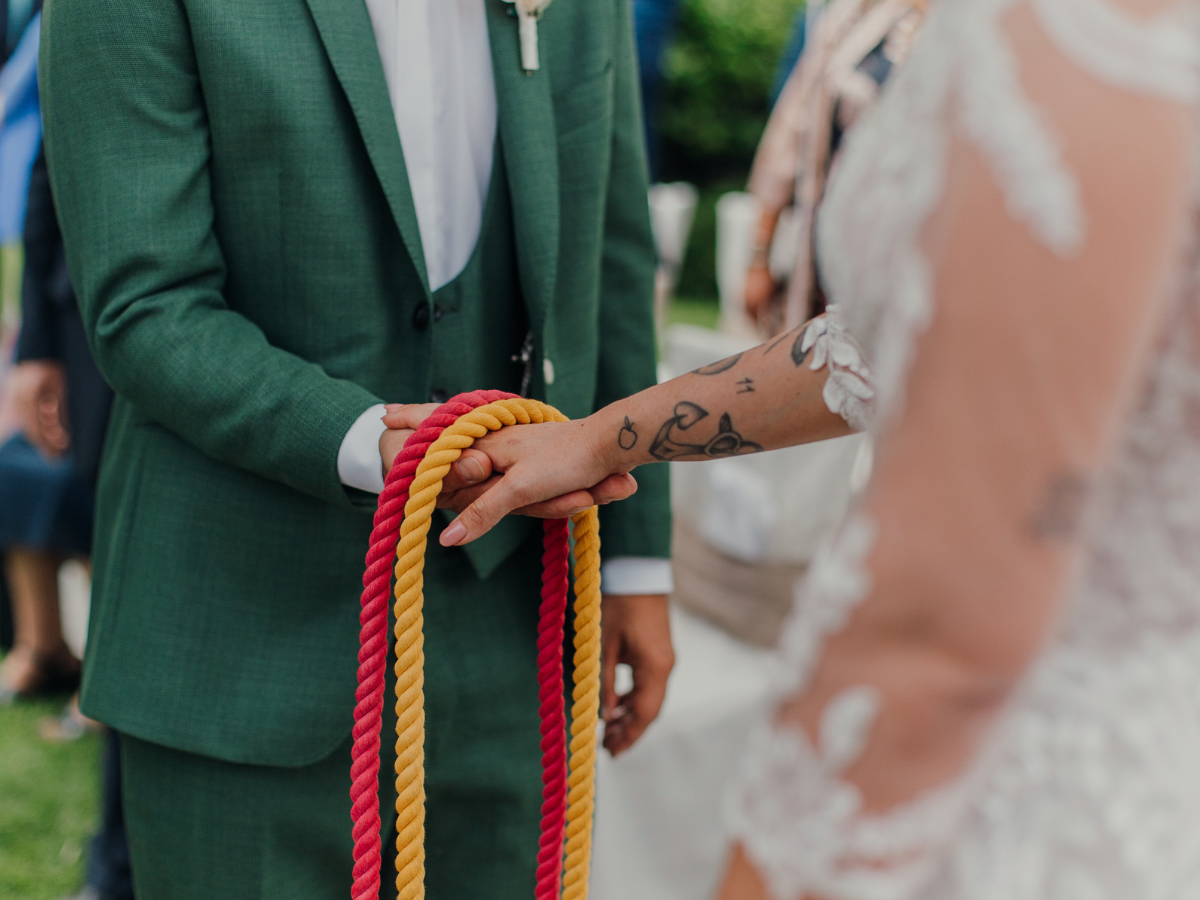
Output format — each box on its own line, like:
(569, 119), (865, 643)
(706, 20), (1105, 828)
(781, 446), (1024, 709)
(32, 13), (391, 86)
(39, 0), (381, 507)
(592, 0), (673, 563)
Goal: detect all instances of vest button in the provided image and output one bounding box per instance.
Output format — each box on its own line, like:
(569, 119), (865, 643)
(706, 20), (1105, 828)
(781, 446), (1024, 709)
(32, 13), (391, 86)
(430, 388), (448, 404)
(412, 304), (430, 329)
(543, 357), (555, 386)
(433, 303), (444, 323)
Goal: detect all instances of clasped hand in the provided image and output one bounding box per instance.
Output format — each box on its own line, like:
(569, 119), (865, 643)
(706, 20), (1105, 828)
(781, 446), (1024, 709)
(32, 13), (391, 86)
(380, 403), (635, 535)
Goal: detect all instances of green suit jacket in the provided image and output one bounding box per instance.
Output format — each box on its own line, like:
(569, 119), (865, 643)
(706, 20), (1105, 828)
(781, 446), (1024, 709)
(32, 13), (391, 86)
(40, 0), (670, 767)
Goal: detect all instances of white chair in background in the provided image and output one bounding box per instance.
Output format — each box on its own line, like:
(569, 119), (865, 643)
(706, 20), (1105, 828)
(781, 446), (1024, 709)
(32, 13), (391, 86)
(714, 191), (759, 338)
(648, 181), (699, 337)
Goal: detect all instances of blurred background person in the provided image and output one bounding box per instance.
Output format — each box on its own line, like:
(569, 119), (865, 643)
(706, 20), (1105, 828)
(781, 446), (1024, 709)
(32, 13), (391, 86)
(9, 148), (127, 900)
(742, 0), (927, 334)
(0, 5), (86, 705)
(0, 6), (130, 899)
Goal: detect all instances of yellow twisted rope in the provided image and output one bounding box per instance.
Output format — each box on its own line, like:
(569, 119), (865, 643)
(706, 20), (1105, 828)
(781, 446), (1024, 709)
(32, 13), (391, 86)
(563, 506), (601, 900)
(391, 398), (602, 900)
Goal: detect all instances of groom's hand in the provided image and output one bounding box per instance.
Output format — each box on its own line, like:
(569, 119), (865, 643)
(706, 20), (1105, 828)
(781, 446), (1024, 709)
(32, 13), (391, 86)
(601, 594), (674, 756)
(379, 403), (498, 507)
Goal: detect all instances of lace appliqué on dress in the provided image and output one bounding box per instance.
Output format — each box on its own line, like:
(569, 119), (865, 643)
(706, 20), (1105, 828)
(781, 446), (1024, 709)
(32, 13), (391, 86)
(730, 682), (979, 900)
(777, 514), (876, 693)
(730, 516), (979, 900)
(956, 0), (1087, 257)
(1031, 0), (1200, 103)
(801, 313), (876, 432)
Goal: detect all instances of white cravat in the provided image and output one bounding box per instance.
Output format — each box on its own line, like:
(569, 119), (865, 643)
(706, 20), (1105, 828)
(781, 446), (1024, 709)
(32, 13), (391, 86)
(336, 1), (672, 595)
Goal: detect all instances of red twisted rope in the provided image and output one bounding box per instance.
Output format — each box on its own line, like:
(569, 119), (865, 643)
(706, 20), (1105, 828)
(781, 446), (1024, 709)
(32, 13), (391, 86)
(536, 517), (570, 900)
(350, 390), (571, 900)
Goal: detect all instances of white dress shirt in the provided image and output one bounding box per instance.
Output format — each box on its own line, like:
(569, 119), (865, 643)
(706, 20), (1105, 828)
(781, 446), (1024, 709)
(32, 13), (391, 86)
(336, 0), (672, 596)
(365, 0), (496, 292)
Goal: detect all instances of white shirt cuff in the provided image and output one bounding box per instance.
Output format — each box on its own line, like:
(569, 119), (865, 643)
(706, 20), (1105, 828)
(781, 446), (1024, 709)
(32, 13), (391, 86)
(600, 557), (674, 596)
(337, 403), (388, 494)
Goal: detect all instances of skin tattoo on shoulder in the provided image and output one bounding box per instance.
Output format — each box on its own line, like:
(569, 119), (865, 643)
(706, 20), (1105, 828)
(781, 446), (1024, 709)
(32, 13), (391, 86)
(693, 353), (743, 376)
(1029, 473), (1092, 541)
(648, 402), (764, 462)
(737, 378), (755, 394)
(618, 417), (639, 451)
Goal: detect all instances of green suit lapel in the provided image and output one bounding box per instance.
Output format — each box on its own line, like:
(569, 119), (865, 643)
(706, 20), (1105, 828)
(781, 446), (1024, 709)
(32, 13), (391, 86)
(304, 0), (431, 296)
(486, 0), (560, 333)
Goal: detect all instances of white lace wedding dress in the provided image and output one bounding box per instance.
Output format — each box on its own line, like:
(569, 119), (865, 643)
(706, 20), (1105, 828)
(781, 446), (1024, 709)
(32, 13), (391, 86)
(725, 0), (1200, 897)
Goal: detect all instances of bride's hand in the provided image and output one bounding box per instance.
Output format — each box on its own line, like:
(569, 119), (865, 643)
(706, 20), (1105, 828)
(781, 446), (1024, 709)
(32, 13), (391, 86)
(382, 406), (636, 527)
(434, 419), (636, 546)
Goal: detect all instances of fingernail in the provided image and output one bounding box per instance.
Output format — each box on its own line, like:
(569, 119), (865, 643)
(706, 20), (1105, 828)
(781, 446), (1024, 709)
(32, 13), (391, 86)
(567, 506), (590, 517)
(459, 458), (486, 484)
(440, 520), (467, 547)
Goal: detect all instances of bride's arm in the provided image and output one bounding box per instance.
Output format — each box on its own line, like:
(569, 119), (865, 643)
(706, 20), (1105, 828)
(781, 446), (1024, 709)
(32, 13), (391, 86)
(429, 313), (870, 545)
(721, 0), (1194, 896)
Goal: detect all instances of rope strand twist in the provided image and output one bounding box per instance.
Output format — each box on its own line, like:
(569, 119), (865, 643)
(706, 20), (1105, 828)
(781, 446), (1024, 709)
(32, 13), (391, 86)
(351, 393), (601, 900)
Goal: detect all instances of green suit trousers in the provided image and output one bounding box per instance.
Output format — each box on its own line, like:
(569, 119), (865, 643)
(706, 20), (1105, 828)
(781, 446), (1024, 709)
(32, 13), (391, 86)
(121, 533), (548, 900)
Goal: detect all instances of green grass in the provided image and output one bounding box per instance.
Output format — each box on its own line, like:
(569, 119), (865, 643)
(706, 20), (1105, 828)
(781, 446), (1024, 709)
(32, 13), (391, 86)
(0, 691), (100, 900)
(667, 295), (721, 330)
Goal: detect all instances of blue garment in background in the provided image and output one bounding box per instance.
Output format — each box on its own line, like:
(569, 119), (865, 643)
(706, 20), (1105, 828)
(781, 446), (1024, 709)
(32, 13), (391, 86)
(5, 0), (34, 57)
(771, 8), (809, 108)
(634, 0), (679, 182)
(0, 433), (93, 555)
(0, 11), (40, 243)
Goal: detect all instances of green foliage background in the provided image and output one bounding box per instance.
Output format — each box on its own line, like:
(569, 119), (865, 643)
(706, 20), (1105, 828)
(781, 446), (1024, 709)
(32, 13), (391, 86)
(658, 0), (804, 299)
(660, 0), (804, 181)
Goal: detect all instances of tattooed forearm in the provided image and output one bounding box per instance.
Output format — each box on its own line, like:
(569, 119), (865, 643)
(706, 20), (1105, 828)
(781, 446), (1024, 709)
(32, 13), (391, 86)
(618, 417), (639, 451)
(761, 331), (791, 356)
(648, 402), (764, 462)
(737, 378), (755, 394)
(1028, 473), (1092, 541)
(693, 353), (743, 376)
